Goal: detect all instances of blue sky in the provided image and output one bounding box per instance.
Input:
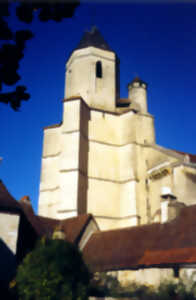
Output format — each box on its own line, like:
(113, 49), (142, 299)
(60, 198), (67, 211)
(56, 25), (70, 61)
(1, 1), (196, 212)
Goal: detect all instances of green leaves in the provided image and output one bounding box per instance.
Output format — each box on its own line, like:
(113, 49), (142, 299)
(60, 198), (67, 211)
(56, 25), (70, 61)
(0, 0), (79, 111)
(15, 239), (91, 300)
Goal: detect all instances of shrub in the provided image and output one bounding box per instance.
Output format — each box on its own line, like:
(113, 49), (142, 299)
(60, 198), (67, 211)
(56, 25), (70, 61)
(15, 238), (91, 300)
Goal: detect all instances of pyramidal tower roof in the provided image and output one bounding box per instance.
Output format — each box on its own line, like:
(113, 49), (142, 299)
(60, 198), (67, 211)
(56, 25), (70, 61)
(74, 27), (114, 53)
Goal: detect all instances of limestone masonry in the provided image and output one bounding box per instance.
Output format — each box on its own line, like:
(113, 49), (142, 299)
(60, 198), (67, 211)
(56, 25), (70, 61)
(38, 27), (196, 231)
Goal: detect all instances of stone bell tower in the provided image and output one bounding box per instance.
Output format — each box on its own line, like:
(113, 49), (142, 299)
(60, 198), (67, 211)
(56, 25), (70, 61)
(38, 28), (156, 231)
(65, 27), (120, 112)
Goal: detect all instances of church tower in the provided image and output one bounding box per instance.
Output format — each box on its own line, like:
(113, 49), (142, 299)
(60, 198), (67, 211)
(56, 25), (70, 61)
(65, 27), (120, 111)
(38, 28), (156, 230)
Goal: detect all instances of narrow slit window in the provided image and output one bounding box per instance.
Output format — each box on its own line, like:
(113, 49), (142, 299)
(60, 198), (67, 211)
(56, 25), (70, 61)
(96, 61), (102, 78)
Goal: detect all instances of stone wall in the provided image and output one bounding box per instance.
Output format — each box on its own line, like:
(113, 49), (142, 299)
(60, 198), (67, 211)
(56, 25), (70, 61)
(0, 212), (19, 254)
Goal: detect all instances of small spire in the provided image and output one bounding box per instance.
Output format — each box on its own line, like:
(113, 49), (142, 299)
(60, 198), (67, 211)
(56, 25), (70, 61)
(128, 76), (147, 88)
(74, 27), (114, 53)
(90, 26), (98, 34)
(133, 76), (141, 82)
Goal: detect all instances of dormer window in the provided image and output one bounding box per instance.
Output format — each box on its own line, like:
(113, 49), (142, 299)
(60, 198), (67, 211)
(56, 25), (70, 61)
(96, 61), (102, 78)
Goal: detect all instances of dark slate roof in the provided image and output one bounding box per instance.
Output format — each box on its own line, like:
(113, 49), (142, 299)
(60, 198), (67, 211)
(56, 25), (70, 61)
(74, 27), (114, 53)
(0, 180), (21, 214)
(19, 196), (46, 236)
(83, 205), (196, 272)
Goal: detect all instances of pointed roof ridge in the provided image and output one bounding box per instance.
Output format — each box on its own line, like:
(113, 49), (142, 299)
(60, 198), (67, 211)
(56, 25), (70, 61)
(128, 76), (147, 86)
(0, 180), (21, 213)
(74, 27), (114, 53)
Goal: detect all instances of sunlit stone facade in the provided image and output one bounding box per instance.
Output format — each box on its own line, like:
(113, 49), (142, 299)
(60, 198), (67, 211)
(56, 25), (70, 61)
(38, 28), (196, 231)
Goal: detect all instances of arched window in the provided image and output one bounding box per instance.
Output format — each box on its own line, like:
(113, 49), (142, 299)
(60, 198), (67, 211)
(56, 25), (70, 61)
(96, 61), (102, 78)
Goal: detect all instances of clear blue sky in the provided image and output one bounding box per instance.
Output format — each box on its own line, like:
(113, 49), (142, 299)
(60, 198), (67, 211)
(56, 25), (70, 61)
(1, 1), (196, 212)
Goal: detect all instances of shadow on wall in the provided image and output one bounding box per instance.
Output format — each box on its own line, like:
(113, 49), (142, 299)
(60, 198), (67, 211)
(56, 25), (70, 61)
(78, 102), (90, 214)
(185, 171), (196, 184)
(0, 238), (17, 287)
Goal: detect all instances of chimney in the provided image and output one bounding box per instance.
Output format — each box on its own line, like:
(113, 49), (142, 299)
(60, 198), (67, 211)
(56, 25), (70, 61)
(160, 187), (177, 223)
(20, 195), (31, 204)
(160, 187), (185, 223)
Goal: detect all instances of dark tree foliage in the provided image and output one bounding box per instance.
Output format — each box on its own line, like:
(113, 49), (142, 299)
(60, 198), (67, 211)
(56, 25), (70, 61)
(15, 239), (91, 300)
(0, 0), (79, 111)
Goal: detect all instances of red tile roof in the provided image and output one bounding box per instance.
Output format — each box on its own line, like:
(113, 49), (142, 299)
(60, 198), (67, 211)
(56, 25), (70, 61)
(18, 193), (94, 244)
(83, 205), (196, 272)
(19, 197), (47, 236)
(60, 214), (93, 244)
(35, 214), (93, 244)
(18, 195), (94, 245)
(0, 180), (21, 213)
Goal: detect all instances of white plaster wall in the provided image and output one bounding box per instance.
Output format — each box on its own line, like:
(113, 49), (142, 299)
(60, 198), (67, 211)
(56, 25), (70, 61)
(59, 171), (79, 212)
(148, 170), (172, 221)
(118, 268), (196, 288)
(62, 99), (81, 132)
(118, 268), (174, 287)
(146, 147), (177, 171)
(39, 187), (60, 218)
(87, 179), (120, 217)
(161, 199), (170, 223)
(173, 165), (196, 205)
(40, 156), (59, 190)
(43, 127), (61, 157)
(119, 144), (137, 181)
(120, 112), (137, 145)
(129, 85), (147, 113)
(0, 213), (19, 254)
(93, 217), (133, 231)
(39, 99), (84, 219)
(88, 142), (119, 181)
(87, 107), (154, 229)
(120, 181), (138, 217)
(39, 126), (61, 217)
(136, 114), (155, 145)
(180, 268), (196, 289)
(59, 132), (80, 171)
(39, 101), (158, 228)
(56, 210), (77, 220)
(89, 111), (121, 145)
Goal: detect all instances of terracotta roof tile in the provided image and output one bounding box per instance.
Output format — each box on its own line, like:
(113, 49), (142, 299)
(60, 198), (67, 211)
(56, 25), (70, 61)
(36, 214), (93, 244)
(60, 214), (93, 244)
(0, 182), (95, 246)
(83, 205), (196, 271)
